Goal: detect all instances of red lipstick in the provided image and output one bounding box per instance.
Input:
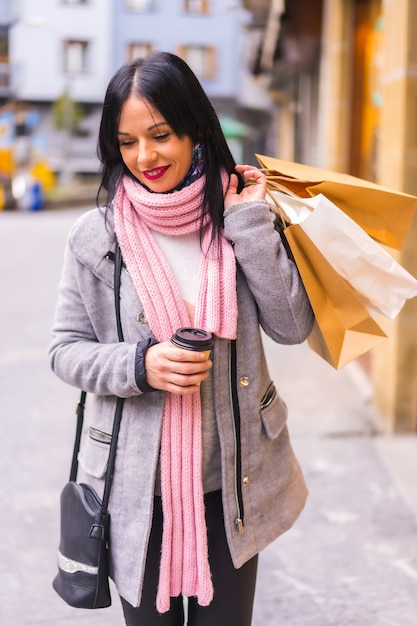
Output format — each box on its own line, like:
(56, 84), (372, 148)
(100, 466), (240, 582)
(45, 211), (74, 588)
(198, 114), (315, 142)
(142, 166), (169, 180)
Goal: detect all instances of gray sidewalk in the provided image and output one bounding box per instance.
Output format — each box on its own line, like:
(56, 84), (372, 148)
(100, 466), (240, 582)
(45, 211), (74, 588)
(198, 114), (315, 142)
(1, 208), (417, 625)
(254, 338), (417, 626)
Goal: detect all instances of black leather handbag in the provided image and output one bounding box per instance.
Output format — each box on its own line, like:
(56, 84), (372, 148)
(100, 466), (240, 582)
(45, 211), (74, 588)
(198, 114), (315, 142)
(52, 243), (124, 609)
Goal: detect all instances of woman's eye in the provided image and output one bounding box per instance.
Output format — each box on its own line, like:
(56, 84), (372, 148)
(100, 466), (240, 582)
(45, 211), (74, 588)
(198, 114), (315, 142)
(119, 140), (135, 148)
(155, 133), (170, 141)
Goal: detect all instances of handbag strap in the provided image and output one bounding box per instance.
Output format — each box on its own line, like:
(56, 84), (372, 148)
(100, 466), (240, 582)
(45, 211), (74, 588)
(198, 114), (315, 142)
(69, 242), (125, 514)
(69, 391), (87, 481)
(101, 243), (125, 512)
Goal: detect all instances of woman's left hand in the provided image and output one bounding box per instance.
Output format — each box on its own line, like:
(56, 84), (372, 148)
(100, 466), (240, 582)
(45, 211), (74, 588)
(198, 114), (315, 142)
(224, 164), (266, 210)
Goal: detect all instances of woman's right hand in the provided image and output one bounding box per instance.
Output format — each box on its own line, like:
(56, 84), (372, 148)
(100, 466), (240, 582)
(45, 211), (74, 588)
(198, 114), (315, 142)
(145, 341), (212, 394)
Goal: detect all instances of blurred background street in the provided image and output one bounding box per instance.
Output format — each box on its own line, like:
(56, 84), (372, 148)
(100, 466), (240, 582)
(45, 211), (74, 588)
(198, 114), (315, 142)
(1, 206), (417, 625)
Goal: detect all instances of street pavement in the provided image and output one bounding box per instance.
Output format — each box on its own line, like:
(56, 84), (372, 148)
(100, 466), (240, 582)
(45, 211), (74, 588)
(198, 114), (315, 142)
(1, 206), (417, 625)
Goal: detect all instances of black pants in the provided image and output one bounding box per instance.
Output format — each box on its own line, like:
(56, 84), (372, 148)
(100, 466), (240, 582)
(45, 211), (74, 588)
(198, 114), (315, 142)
(121, 490), (258, 626)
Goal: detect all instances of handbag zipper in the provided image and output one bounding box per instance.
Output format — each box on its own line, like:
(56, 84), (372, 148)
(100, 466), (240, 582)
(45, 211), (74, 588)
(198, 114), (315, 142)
(229, 340), (244, 534)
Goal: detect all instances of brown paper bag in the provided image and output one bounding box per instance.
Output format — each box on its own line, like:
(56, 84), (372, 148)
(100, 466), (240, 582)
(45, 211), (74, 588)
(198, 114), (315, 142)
(284, 224), (387, 369)
(257, 154), (417, 250)
(269, 189), (417, 319)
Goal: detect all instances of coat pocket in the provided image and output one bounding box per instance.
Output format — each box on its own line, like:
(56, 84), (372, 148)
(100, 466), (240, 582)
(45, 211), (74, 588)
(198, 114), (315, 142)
(260, 383), (288, 439)
(78, 433), (111, 479)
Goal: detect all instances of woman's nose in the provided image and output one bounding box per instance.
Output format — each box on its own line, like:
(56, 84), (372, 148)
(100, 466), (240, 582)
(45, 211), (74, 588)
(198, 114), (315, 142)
(137, 141), (156, 167)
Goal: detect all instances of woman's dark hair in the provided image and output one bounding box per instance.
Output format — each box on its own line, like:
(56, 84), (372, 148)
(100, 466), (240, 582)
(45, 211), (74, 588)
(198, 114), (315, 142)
(97, 50), (243, 240)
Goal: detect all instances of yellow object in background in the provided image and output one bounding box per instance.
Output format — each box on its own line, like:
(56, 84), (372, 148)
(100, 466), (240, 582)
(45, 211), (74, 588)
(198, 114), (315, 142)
(0, 148), (14, 176)
(31, 160), (55, 191)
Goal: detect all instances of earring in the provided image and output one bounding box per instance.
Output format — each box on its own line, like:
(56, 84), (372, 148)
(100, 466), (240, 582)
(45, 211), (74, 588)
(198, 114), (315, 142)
(193, 142), (203, 162)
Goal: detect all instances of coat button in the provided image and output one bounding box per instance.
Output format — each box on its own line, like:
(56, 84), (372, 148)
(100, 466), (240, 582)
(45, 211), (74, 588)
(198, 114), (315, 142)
(242, 476), (250, 486)
(137, 312), (147, 324)
(239, 376), (249, 388)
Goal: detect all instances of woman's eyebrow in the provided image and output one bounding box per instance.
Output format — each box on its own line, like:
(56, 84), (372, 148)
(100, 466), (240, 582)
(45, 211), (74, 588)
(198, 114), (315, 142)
(148, 121), (169, 131)
(117, 122), (170, 135)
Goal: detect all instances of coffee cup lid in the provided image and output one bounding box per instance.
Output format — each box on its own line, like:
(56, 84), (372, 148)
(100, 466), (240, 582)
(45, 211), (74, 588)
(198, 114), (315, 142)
(171, 327), (214, 351)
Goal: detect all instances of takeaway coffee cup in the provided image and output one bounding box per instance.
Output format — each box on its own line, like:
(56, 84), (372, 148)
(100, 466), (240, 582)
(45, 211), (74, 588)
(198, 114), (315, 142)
(171, 327), (214, 360)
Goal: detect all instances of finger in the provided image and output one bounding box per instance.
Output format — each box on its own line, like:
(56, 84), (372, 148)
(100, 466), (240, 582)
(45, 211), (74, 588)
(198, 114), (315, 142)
(244, 169), (265, 182)
(226, 172), (239, 196)
(163, 369), (211, 395)
(146, 358), (211, 388)
(168, 346), (210, 363)
(171, 369), (211, 388)
(171, 359), (213, 376)
(167, 383), (202, 395)
(235, 164), (262, 175)
(146, 366), (209, 393)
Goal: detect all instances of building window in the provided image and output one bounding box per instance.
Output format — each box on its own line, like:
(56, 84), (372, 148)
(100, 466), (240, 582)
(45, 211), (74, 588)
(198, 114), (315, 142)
(0, 64), (10, 88)
(125, 0), (156, 11)
(0, 28), (8, 61)
(63, 40), (89, 74)
(126, 43), (154, 62)
(183, 0), (210, 13)
(178, 45), (216, 79)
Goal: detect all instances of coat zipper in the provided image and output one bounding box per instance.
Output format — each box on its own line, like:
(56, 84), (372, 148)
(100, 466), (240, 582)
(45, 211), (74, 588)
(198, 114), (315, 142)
(229, 340), (244, 534)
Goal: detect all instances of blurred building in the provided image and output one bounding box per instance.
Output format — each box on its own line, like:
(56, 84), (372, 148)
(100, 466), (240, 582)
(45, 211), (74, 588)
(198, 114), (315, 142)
(242, 0), (417, 433)
(2, 0), (271, 183)
(8, 0), (115, 179)
(0, 0), (16, 99)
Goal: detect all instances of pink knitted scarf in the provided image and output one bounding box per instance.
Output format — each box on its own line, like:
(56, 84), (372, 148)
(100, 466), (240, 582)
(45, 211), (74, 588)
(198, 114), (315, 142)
(114, 174), (237, 613)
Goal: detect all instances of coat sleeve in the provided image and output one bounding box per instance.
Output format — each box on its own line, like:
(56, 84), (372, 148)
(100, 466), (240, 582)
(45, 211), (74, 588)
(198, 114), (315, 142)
(49, 230), (145, 398)
(223, 199), (314, 345)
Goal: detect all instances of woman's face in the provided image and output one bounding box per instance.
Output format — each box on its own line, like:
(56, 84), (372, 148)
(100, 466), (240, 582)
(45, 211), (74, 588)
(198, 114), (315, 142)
(117, 95), (194, 193)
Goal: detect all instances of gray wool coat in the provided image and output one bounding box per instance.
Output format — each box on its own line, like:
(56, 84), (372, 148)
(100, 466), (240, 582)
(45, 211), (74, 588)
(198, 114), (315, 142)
(49, 197), (314, 608)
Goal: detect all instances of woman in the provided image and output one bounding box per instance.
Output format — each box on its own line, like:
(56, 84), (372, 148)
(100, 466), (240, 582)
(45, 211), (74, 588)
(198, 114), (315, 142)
(50, 51), (314, 626)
